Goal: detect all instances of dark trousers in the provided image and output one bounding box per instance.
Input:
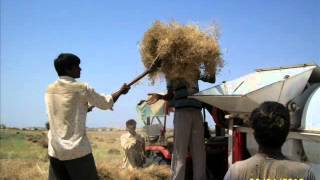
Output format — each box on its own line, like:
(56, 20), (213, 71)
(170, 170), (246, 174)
(48, 153), (98, 180)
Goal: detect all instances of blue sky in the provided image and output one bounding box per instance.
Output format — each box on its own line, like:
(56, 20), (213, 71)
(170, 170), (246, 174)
(1, 0), (319, 128)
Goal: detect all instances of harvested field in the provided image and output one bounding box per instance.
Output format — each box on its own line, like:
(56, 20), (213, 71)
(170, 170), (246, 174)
(0, 129), (171, 180)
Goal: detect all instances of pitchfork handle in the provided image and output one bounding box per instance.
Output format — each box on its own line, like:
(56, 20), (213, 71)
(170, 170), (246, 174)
(88, 55), (160, 111)
(127, 69), (151, 87)
(127, 55), (161, 87)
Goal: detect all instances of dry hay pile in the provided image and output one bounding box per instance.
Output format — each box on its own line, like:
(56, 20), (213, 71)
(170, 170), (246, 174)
(97, 163), (170, 180)
(140, 21), (223, 86)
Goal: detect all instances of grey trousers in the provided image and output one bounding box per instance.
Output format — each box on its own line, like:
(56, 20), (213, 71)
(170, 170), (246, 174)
(171, 108), (206, 180)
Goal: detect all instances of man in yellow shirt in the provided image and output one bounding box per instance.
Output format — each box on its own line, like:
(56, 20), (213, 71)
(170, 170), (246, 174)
(46, 53), (130, 180)
(120, 119), (145, 170)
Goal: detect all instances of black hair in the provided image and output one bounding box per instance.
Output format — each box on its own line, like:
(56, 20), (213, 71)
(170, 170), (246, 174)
(54, 53), (80, 76)
(126, 119), (137, 127)
(250, 101), (290, 148)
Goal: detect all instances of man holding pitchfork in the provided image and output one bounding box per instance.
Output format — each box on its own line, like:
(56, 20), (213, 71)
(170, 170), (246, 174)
(45, 53), (130, 180)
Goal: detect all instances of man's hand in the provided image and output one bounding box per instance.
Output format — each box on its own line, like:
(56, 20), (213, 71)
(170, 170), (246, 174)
(119, 83), (130, 94)
(147, 93), (162, 105)
(112, 83), (130, 103)
(87, 106), (94, 112)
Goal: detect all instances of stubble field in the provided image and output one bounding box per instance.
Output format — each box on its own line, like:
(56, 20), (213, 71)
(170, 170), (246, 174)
(0, 129), (171, 180)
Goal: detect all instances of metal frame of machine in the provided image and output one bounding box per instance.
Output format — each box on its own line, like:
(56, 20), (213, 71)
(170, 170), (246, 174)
(137, 64), (320, 178)
(191, 64), (320, 178)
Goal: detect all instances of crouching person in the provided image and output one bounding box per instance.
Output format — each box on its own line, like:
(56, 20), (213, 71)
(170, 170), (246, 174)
(120, 119), (145, 170)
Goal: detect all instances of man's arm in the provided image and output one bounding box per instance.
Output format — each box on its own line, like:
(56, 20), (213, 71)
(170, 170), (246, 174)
(86, 83), (130, 110)
(200, 74), (216, 83)
(111, 83), (130, 103)
(147, 90), (173, 105)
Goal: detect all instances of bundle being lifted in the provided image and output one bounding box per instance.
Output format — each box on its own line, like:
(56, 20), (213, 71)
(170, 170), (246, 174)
(140, 21), (224, 86)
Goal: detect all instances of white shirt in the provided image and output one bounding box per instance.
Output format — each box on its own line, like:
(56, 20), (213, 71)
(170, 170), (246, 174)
(45, 76), (114, 160)
(224, 153), (315, 180)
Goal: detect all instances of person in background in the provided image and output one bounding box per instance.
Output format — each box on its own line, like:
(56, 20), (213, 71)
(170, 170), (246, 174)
(120, 119), (145, 170)
(45, 53), (130, 180)
(224, 101), (315, 180)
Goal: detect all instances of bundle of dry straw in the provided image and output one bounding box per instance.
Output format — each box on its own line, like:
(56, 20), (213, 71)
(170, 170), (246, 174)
(140, 21), (223, 86)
